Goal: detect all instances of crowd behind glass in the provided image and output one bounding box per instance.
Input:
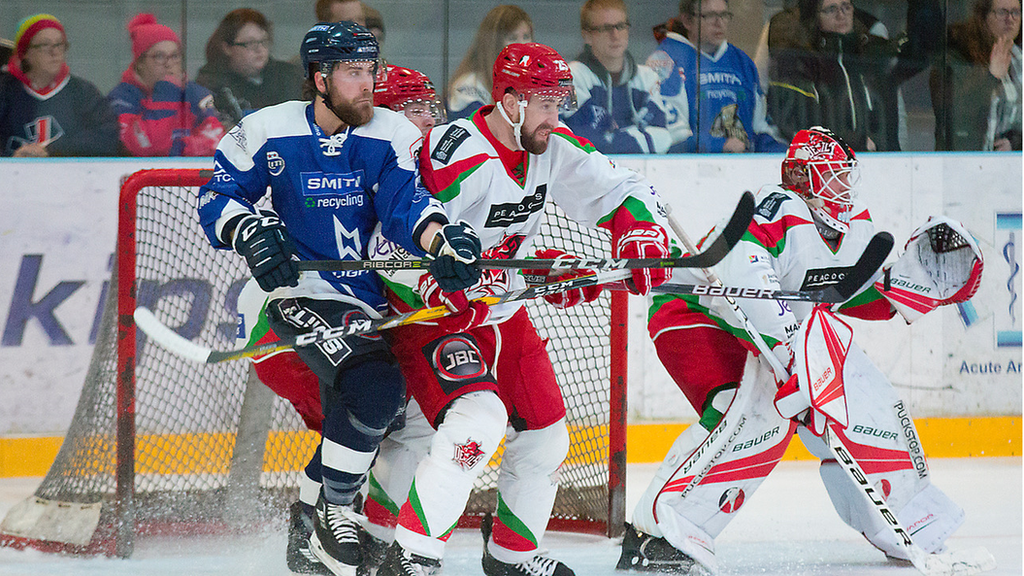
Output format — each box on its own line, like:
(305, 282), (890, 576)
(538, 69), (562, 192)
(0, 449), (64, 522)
(0, 0), (1020, 157)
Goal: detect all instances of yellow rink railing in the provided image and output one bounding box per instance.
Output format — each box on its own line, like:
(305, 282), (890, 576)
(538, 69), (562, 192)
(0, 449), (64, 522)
(0, 416), (1018, 478)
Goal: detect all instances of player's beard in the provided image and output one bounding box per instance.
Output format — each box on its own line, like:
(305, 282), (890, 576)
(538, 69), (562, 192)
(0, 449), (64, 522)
(520, 121), (555, 154)
(324, 83), (374, 128)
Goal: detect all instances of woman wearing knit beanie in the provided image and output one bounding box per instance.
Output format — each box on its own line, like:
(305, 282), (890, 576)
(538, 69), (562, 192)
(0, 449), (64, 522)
(0, 13), (118, 156)
(107, 13), (225, 157)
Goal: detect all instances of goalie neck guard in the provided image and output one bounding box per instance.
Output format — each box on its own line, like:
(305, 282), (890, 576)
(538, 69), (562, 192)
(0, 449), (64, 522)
(781, 127), (860, 235)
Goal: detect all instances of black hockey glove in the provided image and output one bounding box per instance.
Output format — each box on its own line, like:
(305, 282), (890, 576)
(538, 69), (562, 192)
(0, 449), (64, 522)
(427, 220), (482, 293)
(233, 213), (300, 292)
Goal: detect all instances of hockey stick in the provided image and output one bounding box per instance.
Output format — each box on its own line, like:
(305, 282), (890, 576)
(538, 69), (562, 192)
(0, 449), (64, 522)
(134, 268), (632, 364)
(662, 210), (993, 575)
(296, 191), (755, 273)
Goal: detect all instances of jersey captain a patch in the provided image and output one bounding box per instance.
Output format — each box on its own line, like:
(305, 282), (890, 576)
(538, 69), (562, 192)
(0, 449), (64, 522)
(431, 124), (471, 164)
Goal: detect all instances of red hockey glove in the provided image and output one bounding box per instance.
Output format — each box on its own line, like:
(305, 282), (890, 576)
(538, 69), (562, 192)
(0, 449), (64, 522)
(614, 222), (671, 296)
(417, 273), (491, 334)
(523, 249), (603, 309)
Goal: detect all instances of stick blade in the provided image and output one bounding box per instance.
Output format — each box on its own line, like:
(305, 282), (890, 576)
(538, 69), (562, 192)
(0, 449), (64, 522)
(133, 307), (213, 364)
(826, 231), (895, 302)
(910, 545), (997, 576)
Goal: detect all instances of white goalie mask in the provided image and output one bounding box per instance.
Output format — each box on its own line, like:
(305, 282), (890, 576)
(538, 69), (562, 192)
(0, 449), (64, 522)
(781, 127), (861, 235)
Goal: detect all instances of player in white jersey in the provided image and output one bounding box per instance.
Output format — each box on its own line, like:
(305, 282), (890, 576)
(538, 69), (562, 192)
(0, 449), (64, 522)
(618, 127), (983, 574)
(363, 42), (672, 576)
(198, 22), (483, 576)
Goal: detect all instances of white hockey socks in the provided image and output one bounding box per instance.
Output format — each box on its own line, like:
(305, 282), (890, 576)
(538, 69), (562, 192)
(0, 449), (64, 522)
(488, 420), (570, 563)
(395, 391), (507, 560)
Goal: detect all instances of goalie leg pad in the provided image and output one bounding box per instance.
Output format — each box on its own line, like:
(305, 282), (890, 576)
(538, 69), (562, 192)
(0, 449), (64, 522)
(798, 345), (964, 557)
(488, 419), (570, 562)
(395, 391), (507, 560)
(634, 355), (797, 574)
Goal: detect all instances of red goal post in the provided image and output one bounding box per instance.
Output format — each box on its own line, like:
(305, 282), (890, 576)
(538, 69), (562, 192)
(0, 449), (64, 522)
(0, 168), (628, 558)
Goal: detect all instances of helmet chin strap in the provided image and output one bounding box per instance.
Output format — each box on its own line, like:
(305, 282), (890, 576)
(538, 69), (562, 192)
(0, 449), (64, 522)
(497, 98), (528, 151)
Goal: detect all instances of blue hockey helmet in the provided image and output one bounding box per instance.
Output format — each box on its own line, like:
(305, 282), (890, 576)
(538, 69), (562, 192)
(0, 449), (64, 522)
(300, 21), (379, 79)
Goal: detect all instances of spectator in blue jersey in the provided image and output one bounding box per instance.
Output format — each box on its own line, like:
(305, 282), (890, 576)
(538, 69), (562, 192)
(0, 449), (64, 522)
(196, 9), (304, 129)
(196, 22), (481, 575)
(646, 0), (787, 153)
(563, 0), (688, 154)
(447, 5), (534, 120)
(0, 14), (117, 157)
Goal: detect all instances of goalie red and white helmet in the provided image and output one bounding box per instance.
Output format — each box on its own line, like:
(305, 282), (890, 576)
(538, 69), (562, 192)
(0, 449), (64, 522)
(782, 127), (860, 234)
(373, 65), (446, 123)
(491, 42), (577, 112)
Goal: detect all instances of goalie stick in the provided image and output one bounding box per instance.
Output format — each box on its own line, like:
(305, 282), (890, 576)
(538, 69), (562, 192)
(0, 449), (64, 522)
(296, 191), (755, 273)
(134, 269), (633, 364)
(660, 209), (993, 575)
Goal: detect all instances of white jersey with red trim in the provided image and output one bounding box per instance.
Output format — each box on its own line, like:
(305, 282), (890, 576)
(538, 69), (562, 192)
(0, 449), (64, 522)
(372, 107), (665, 323)
(654, 184), (877, 350)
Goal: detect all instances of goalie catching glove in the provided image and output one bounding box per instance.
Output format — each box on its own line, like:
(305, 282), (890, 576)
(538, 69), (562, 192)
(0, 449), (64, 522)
(232, 212), (300, 292)
(874, 216), (984, 323)
(427, 220), (483, 293)
(523, 249), (603, 308)
(613, 221), (672, 295)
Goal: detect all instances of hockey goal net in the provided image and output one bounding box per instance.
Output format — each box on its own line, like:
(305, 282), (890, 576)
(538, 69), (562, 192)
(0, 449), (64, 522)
(0, 169), (628, 557)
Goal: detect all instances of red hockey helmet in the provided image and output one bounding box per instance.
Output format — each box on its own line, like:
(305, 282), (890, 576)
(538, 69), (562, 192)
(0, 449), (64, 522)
(781, 126), (860, 234)
(491, 42), (576, 111)
(373, 65), (445, 123)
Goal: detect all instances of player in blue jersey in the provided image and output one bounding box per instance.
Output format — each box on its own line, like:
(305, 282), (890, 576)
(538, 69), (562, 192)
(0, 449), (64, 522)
(197, 21), (481, 576)
(646, 0), (787, 153)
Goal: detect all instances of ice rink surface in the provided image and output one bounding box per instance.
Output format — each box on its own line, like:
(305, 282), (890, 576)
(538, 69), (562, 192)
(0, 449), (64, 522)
(0, 457), (1018, 576)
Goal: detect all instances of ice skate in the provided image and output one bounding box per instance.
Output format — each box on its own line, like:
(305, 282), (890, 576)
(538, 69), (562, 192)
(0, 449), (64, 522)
(616, 523), (708, 575)
(481, 513), (575, 576)
(309, 494), (364, 576)
(287, 500), (334, 575)
(375, 541), (442, 576)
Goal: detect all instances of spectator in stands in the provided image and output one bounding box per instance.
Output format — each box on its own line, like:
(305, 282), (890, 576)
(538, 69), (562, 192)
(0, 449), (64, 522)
(647, 0), (787, 153)
(196, 9), (303, 128)
(447, 4), (533, 120)
(0, 14), (117, 157)
(767, 0), (941, 151)
(564, 0), (685, 154)
(931, 0), (1022, 151)
(315, 0), (366, 25)
(364, 3), (385, 46)
(108, 13), (224, 157)
(0, 38), (12, 70)
(374, 64), (445, 136)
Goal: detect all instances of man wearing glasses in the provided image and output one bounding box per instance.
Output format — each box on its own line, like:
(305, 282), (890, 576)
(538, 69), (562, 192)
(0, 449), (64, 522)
(646, 0), (787, 153)
(562, 0), (685, 154)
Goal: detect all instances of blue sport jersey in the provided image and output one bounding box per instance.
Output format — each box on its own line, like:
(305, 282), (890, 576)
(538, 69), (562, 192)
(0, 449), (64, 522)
(197, 100), (447, 313)
(648, 33), (787, 153)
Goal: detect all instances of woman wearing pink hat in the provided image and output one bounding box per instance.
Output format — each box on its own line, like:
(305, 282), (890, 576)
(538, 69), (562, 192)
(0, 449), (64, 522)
(107, 13), (225, 156)
(0, 14), (118, 157)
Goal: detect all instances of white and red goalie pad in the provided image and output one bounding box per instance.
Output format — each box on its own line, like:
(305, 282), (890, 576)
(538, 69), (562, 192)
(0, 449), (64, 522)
(875, 215), (984, 323)
(775, 305), (854, 435)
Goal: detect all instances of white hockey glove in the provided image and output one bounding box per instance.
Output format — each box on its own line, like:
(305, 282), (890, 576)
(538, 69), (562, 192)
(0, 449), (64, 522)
(874, 216), (984, 324)
(774, 305), (855, 436)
